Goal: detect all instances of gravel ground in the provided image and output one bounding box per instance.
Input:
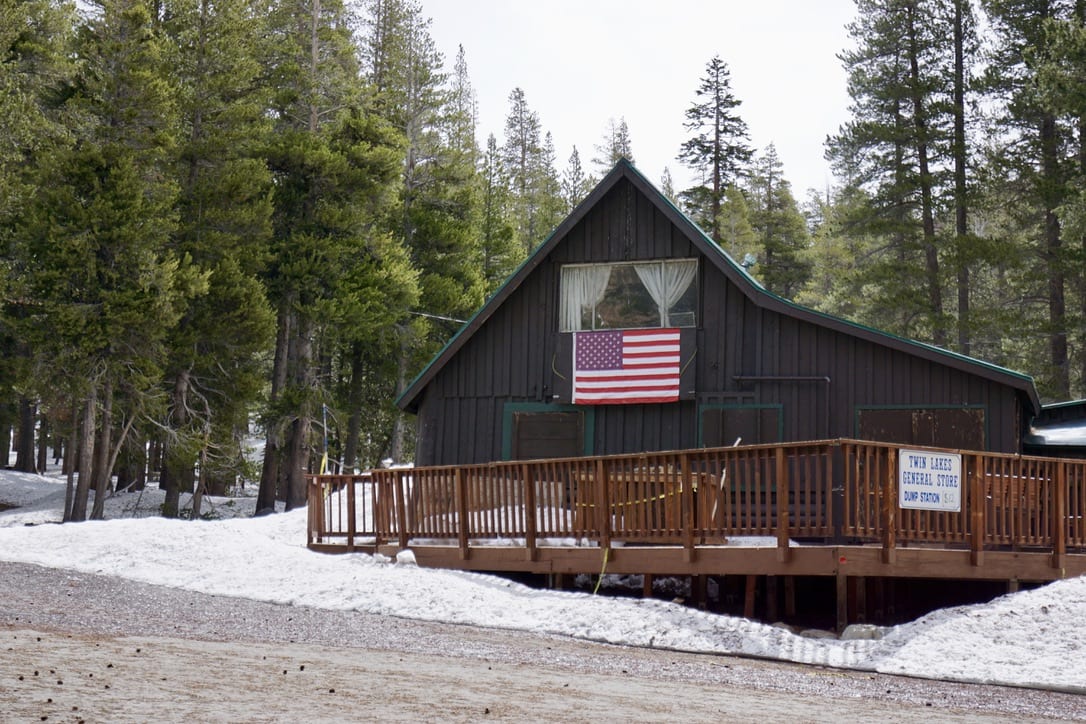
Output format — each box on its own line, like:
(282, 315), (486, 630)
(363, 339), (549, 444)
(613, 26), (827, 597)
(1, 560), (1084, 722)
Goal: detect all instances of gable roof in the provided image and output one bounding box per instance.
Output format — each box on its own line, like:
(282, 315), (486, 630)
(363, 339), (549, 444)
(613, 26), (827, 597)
(398, 159), (1040, 415)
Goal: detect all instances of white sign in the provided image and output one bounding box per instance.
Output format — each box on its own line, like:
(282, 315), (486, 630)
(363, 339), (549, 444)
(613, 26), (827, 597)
(898, 449), (962, 512)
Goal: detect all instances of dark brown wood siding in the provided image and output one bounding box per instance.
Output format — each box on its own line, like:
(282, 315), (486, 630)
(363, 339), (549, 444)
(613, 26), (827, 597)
(412, 177), (1028, 465)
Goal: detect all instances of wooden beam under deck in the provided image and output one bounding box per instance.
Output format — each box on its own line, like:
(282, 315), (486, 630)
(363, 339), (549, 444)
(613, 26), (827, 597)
(363, 542), (1086, 583)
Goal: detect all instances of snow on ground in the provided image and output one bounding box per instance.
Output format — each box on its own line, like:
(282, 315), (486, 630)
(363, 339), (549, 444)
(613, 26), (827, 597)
(0, 467), (1083, 693)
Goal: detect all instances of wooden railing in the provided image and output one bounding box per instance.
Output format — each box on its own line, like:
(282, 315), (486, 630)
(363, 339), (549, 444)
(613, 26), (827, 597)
(307, 439), (1086, 561)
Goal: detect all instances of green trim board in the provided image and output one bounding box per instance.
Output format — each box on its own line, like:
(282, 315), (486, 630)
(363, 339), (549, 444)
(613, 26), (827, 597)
(853, 404), (989, 449)
(501, 402), (596, 460)
(697, 403), (784, 447)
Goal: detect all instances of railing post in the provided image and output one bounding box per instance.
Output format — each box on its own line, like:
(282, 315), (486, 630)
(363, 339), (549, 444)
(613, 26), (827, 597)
(346, 475), (356, 551)
(307, 476), (318, 546)
(970, 454), (985, 567)
(1053, 461), (1067, 572)
(776, 446), (790, 563)
(523, 463), (537, 561)
(682, 453), (696, 562)
(456, 468), (470, 560)
(395, 469), (409, 550)
(596, 458), (611, 551)
(882, 448), (897, 565)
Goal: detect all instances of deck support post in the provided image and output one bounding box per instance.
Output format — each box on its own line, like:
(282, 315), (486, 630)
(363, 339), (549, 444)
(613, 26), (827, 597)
(1053, 461), (1067, 572)
(523, 463), (538, 562)
(456, 468), (470, 560)
(766, 575), (778, 621)
(743, 575), (757, 619)
(784, 576), (796, 618)
(346, 476), (356, 551)
(642, 573), (653, 599)
(595, 459), (611, 552)
(395, 469), (409, 550)
(836, 568), (849, 633)
(682, 453), (696, 562)
(307, 478), (319, 546)
(881, 449), (897, 565)
(776, 447), (791, 563)
(855, 576), (867, 623)
(969, 454), (985, 567)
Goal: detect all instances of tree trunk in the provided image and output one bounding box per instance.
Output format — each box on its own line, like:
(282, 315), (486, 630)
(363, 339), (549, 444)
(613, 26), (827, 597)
(37, 416), (49, 474)
(63, 410), (79, 522)
(256, 299), (292, 516)
(906, 2), (944, 348)
(0, 403), (12, 468)
(70, 386), (98, 522)
(953, 0), (970, 356)
(192, 446), (207, 519)
(15, 397), (37, 473)
(162, 369), (194, 518)
(1041, 112), (1069, 398)
(90, 379), (114, 520)
(284, 313), (314, 510)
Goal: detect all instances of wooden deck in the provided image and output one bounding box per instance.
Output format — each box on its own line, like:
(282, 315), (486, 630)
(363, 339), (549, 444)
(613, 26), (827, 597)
(306, 439), (1086, 628)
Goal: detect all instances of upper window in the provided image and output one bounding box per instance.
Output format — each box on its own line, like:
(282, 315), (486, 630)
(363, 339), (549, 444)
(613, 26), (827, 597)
(559, 259), (698, 331)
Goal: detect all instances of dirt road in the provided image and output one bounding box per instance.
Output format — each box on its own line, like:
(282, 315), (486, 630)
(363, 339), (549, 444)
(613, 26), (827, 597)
(1, 562), (1081, 723)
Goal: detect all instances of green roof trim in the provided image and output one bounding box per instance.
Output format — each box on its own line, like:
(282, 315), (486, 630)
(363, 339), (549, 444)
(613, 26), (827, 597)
(398, 158), (1040, 415)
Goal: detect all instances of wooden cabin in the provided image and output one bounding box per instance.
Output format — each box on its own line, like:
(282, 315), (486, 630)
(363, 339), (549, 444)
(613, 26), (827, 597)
(398, 159), (1040, 466)
(309, 162), (1084, 629)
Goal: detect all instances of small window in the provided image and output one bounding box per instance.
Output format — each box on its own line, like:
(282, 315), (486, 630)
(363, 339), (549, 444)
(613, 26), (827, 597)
(560, 259), (698, 331)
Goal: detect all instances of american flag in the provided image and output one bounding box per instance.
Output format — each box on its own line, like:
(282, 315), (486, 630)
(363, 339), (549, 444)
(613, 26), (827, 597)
(572, 328), (681, 404)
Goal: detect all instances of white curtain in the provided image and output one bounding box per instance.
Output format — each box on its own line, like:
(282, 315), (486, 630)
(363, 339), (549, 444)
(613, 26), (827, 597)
(635, 260), (697, 324)
(560, 265), (612, 331)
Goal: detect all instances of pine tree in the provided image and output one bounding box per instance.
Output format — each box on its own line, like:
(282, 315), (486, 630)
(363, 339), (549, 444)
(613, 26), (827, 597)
(534, 131), (566, 238)
(982, 0), (1077, 398)
(502, 86), (543, 251)
(479, 133), (521, 292)
(356, 0), (482, 465)
(828, 0), (958, 347)
(561, 146), (593, 211)
(593, 116), (634, 173)
(717, 184), (758, 263)
(678, 55), (752, 242)
(156, 0), (276, 517)
(0, 0), (79, 475)
(258, 0), (411, 509)
(18, 0), (185, 521)
(660, 167), (678, 204)
(745, 145), (812, 299)
(1035, 3), (1086, 395)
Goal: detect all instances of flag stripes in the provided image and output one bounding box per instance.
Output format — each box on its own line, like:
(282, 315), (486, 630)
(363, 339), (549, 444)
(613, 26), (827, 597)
(573, 328), (681, 404)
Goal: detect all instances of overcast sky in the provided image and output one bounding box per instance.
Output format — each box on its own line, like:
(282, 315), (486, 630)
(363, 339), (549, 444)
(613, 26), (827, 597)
(422, 0), (857, 199)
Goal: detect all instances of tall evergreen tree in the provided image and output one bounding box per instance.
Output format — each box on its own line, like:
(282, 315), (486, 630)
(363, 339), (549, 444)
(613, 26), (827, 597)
(593, 116), (634, 173)
(501, 86), (543, 251)
(156, 0), (276, 517)
(561, 146), (593, 211)
(828, 0), (958, 346)
(479, 133), (521, 292)
(258, 0), (411, 510)
(0, 0), (79, 474)
(18, 0), (186, 521)
(356, 0), (481, 464)
(678, 55), (752, 242)
(1035, 3), (1086, 394)
(982, 0), (1077, 398)
(745, 144), (812, 298)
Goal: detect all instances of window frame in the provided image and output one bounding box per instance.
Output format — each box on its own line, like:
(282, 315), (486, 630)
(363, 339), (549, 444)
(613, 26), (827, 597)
(559, 258), (699, 332)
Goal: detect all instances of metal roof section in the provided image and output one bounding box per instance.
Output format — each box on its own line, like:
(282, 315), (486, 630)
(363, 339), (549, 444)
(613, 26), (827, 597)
(397, 158), (1041, 415)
